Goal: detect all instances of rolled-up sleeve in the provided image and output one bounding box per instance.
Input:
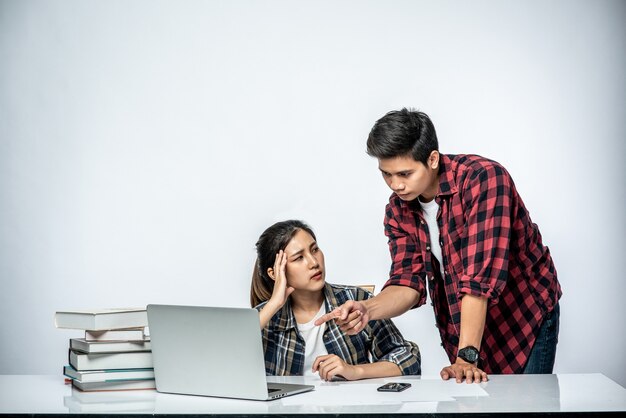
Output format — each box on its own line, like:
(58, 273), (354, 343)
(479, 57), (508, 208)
(368, 315), (421, 375)
(457, 164), (512, 305)
(382, 202), (427, 309)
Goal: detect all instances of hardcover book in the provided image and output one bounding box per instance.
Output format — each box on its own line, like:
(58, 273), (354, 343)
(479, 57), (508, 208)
(85, 328), (145, 341)
(69, 338), (151, 354)
(55, 308), (148, 331)
(71, 378), (156, 392)
(69, 350), (153, 371)
(63, 365), (155, 382)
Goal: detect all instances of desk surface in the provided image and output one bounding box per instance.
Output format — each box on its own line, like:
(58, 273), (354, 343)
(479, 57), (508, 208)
(0, 374), (624, 416)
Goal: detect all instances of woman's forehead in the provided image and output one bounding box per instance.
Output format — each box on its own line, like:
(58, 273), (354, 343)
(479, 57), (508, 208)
(285, 230), (316, 252)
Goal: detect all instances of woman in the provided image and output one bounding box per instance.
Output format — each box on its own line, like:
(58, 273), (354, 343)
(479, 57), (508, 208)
(251, 220), (421, 381)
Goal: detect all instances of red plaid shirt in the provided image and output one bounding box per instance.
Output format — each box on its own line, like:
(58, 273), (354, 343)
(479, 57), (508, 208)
(382, 154), (561, 374)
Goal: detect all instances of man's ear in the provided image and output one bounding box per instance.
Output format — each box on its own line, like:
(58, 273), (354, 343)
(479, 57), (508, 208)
(429, 150), (440, 170)
(267, 268), (275, 281)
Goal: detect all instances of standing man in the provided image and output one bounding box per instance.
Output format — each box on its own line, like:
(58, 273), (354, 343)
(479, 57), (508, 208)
(316, 108), (562, 383)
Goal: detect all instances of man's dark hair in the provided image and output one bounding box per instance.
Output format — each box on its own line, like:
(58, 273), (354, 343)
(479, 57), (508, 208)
(366, 108), (439, 164)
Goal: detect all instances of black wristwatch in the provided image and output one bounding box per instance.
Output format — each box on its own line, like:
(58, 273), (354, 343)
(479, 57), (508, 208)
(457, 346), (480, 364)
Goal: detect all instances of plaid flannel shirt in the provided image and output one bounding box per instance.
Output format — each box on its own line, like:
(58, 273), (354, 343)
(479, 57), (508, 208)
(255, 283), (421, 376)
(383, 154), (562, 374)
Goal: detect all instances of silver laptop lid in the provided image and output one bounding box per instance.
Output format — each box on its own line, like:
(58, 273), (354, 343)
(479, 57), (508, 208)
(147, 304), (271, 400)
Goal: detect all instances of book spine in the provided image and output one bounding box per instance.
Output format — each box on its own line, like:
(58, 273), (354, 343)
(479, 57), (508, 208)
(69, 350), (153, 370)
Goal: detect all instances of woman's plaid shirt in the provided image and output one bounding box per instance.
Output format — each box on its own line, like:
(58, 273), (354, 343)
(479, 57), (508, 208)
(383, 154), (562, 374)
(255, 283), (421, 376)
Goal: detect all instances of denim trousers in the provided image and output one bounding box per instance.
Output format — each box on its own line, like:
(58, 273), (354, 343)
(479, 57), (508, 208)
(523, 303), (560, 374)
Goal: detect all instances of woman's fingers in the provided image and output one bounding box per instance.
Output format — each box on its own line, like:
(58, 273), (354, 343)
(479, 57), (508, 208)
(278, 250), (287, 275)
(318, 358), (340, 381)
(312, 354), (332, 372)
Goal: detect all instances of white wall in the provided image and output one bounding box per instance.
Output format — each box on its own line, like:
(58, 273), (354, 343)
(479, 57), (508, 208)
(1, 0), (624, 385)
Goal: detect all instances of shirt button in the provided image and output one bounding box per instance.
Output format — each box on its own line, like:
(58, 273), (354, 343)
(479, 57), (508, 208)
(426, 246), (431, 251)
(428, 276), (434, 281)
(420, 220), (425, 225)
(440, 241), (444, 246)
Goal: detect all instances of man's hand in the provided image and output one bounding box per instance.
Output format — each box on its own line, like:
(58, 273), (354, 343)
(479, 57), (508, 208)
(315, 286), (418, 334)
(314, 300), (368, 335)
(440, 359), (488, 384)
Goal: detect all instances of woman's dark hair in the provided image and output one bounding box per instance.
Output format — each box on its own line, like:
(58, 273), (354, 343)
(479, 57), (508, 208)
(366, 108), (439, 164)
(250, 220), (316, 307)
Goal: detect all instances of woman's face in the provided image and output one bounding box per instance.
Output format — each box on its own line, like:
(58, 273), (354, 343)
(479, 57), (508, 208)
(283, 229), (326, 292)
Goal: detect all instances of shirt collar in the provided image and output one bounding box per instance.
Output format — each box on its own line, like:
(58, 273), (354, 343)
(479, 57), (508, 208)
(437, 154), (458, 197)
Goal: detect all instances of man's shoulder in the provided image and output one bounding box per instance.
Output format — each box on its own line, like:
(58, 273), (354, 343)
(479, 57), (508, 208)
(445, 153), (504, 173)
(445, 154), (512, 186)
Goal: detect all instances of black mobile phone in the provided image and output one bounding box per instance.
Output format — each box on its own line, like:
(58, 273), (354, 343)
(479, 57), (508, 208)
(377, 382), (411, 392)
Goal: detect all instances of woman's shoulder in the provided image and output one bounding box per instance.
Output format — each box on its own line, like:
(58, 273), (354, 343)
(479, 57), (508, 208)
(326, 283), (372, 303)
(253, 300), (270, 313)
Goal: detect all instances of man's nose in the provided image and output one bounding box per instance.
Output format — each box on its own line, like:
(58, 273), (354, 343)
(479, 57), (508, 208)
(391, 178), (405, 191)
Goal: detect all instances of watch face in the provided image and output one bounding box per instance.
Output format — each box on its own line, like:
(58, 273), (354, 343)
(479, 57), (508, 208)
(459, 346), (479, 362)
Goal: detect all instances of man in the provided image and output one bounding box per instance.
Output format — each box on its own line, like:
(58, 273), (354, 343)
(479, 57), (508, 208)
(316, 108), (562, 383)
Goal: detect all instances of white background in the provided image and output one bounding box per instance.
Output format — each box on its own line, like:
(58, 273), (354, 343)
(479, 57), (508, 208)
(1, 0), (625, 386)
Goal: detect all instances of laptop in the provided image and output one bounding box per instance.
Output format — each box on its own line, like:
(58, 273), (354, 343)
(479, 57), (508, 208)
(147, 304), (314, 401)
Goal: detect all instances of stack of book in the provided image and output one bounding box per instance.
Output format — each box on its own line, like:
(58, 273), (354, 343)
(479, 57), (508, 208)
(55, 308), (155, 392)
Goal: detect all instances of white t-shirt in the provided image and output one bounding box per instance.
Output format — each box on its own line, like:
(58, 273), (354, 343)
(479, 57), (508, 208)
(297, 303), (329, 377)
(419, 197), (443, 294)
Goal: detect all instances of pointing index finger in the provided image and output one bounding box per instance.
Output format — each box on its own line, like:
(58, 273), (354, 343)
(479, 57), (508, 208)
(314, 310), (340, 326)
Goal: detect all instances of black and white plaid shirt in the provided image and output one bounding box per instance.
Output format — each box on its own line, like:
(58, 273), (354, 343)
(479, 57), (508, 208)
(255, 283), (421, 376)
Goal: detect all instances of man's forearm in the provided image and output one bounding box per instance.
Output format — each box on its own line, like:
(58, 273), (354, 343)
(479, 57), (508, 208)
(458, 294), (488, 351)
(364, 285), (420, 321)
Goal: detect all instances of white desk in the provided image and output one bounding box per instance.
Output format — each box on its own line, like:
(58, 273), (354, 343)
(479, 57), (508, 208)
(0, 374), (624, 416)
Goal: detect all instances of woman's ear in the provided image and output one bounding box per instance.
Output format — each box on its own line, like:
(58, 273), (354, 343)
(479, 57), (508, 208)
(267, 268), (275, 281)
(429, 150), (440, 170)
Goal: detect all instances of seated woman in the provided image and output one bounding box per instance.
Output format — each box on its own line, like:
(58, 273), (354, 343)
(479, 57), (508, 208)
(251, 220), (421, 381)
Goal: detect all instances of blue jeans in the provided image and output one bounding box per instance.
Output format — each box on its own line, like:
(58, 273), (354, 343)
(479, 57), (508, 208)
(523, 303), (560, 374)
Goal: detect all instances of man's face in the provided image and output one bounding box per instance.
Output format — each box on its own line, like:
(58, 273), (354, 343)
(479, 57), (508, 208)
(378, 153), (439, 202)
